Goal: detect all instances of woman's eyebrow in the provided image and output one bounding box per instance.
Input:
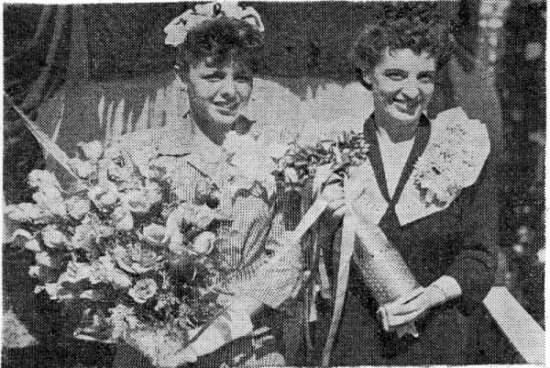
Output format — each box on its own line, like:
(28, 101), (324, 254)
(383, 68), (407, 74)
(417, 71), (435, 77)
(201, 70), (225, 77)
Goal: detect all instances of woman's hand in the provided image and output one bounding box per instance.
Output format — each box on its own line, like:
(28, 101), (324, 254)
(380, 286), (446, 330)
(319, 174), (346, 227)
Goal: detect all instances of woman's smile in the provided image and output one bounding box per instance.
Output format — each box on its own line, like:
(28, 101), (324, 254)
(392, 97), (423, 115)
(185, 57), (253, 129)
(364, 48), (436, 125)
(213, 100), (240, 115)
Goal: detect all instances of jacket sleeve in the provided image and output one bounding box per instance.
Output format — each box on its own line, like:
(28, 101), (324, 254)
(445, 154), (499, 310)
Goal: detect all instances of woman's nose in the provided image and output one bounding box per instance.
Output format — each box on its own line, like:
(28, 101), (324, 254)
(219, 76), (237, 98)
(401, 82), (421, 100)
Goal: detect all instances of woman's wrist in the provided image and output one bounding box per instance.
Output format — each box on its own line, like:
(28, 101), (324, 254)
(430, 275), (462, 302)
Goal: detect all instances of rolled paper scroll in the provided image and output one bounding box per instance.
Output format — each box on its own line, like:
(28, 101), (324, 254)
(353, 220), (420, 305)
(353, 219), (421, 337)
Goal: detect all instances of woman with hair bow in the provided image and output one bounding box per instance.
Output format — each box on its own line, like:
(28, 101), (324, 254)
(315, 3), (498, 366)
(112, 3), (305, 367)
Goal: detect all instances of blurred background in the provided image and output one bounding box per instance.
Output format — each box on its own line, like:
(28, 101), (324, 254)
(3, 1), (545, 367)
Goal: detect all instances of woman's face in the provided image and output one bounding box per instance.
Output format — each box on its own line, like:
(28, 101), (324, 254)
(185, 56), (253, 128)
(364, 48), (436, 125)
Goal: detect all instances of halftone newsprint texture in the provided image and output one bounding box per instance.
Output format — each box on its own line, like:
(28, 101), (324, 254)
(3, 1), (545, 367)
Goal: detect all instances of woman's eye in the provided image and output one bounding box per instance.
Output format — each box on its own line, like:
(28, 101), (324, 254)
(234, 75), (252, 83)
(384, 71), (407, 81)
(418, 73), (435, 84)
(203, 72), (224, 81)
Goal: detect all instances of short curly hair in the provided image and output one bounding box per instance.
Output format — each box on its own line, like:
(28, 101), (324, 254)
(176, 16), (264, 72)
(350, 3), (454, 75)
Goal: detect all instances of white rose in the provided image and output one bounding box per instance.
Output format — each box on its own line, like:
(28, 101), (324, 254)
(190, 231), (216, 255)
(88, 184), (119, 209)
(6, 203), (53, 223)
(128, 278), (158, 304)
(35, 251), (64, 269)
(58, 262), (92, 283)
(97, 225), (115, 238)
(87, 255), (131, 288)
(28, 170), (61, 190)
(25, 238), (42, 252)
(79, 290), (105, 301)
(36, 282), (76, 301)
(71, 224), (95, 250)
(34, 283), (61, 299)
(66, 197), (91, 220)
(121, 190), (151, 214)
(110, 268), (133, 289)
(77, 141), (104, 162)
(32, 187), (67, 218)
(142, 223), (166, 247)
(28, 265), (55, 282)
(112, 206), (134, 231)
(5, 204), (32, 222)
(28, 265), (41, 278)
(41, 225), (68, 249)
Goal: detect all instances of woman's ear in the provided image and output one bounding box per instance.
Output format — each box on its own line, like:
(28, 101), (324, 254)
(174, 65), (188, 91)
(356, 68), (373, 90)
(174, 64), (186, 80)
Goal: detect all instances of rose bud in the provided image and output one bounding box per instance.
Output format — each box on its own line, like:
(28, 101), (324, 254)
(191, 231), (216, 255)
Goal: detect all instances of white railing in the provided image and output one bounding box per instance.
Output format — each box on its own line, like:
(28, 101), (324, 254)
(483, 286), (545, 364)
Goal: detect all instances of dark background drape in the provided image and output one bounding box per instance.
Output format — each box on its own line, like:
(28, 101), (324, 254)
(2, 1), (545, 367)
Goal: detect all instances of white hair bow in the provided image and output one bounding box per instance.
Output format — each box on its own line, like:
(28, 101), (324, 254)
(164, 2), (264, 47)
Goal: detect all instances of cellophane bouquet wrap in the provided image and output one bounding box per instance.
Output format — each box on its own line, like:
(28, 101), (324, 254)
(4, 136), (280, 367)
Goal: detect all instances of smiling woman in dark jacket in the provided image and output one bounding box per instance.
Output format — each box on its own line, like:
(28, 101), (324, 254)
(316, 3), (498, 365)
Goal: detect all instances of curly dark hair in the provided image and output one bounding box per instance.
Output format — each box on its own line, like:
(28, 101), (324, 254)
(350, 3), (454, 75)
(176, 16), (264, 71)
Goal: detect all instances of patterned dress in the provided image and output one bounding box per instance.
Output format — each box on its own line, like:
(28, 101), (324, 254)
(111, 117), (305, 368)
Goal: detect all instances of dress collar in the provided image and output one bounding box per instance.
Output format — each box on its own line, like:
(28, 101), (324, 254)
(157, 112), (255, 160)
(364, 114), (431, 204)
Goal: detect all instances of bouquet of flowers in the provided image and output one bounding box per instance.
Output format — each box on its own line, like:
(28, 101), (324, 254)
(5, 139), (255, 366)
(272, 131), (369, 189)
